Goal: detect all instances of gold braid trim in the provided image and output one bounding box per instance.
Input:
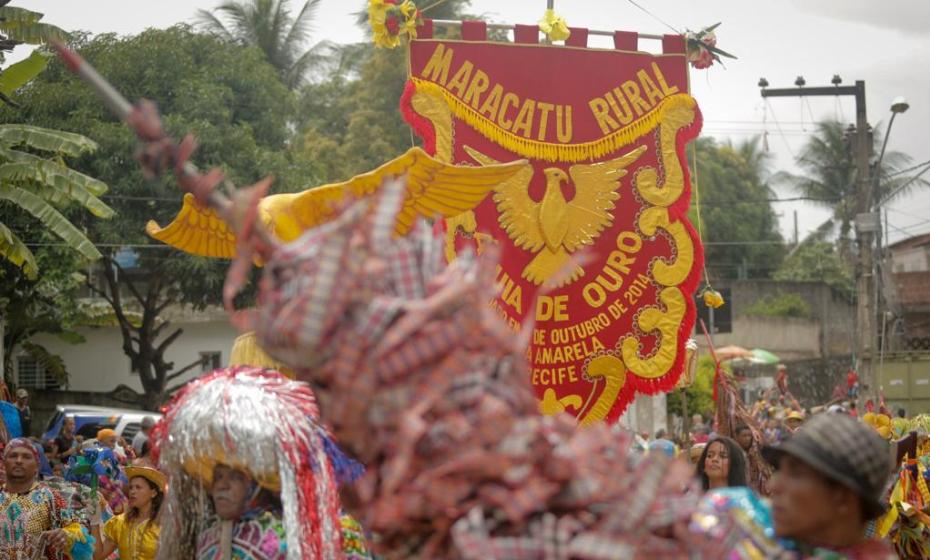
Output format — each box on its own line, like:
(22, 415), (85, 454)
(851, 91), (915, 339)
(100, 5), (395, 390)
(410, 77), (696, 162)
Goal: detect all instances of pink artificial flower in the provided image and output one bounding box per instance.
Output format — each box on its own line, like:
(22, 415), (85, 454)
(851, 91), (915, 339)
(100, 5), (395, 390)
(689, 48), (715, 69)
(701, 31), (717, 48)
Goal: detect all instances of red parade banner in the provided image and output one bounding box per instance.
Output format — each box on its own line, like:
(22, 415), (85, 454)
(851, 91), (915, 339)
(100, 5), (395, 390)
(402, 25), (703, 424)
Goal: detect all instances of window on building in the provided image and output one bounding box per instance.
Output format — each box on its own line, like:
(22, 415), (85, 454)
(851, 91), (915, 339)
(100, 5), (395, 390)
(200, 351), (222, 372)
(16, 356), (62, 390)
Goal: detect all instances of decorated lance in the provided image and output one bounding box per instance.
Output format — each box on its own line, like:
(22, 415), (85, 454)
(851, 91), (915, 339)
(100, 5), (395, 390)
(50, 41), (275, 254)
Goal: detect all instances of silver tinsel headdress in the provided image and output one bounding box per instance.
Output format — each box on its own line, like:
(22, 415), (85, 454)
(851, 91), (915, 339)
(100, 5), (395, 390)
(152, 366), (355, 560)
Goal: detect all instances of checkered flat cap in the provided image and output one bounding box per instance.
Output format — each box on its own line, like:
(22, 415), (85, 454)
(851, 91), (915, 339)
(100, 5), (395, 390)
(763, 412), (892, 519)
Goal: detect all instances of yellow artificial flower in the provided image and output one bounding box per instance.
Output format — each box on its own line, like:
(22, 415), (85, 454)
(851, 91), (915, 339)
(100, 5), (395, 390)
(702, 288), (724, 309)
(863, 412), (893, 440)
(538, 9), (571, 42)
(399, 0), (417, 18)
(403, 14), (419, 40)
(374, 29), (401, 49)
(368, 0), (387, 23)
(368, 0), (418, 49)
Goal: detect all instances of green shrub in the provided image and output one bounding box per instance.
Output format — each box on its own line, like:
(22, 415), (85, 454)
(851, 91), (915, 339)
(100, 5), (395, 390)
(744, 293), (811, 318)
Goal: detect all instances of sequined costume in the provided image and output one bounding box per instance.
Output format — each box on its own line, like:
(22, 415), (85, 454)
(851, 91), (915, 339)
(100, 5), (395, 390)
(194, 504), (370, 559)
(102, 514), (159, 560)
(196, 510), (286, 560)
(0, 482), (89, 560)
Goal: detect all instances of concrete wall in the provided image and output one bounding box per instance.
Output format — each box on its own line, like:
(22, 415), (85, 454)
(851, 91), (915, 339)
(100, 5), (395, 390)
(700, 316), (821, 360)
(784, 355), (854, 408)
(707, 280), (856, 359)
(12, 317), (238, 394)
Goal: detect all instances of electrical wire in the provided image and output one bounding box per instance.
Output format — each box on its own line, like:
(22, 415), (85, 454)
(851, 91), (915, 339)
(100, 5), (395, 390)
(762, 99), (797, 158)
(886, 206), (930, 222)
(886, 159), (930, 178)
(624, 0), (681, 34)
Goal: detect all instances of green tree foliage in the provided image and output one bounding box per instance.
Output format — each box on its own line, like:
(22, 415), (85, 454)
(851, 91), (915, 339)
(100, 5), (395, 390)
(773, 241), (854, 298)
(777, 119), (928, 262)
(689, 137), (784, 280)
(744, 292), (811, 319)
(0, 247), (86, 386)
(297, 0), (473, 182)
(196, 0), (328, 89)
(0, 26), (314, 408)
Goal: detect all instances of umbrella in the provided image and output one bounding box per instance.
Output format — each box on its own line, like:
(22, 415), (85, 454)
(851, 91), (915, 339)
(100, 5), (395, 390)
(750, 348), (780, 365)
(715, 345), (753, 361)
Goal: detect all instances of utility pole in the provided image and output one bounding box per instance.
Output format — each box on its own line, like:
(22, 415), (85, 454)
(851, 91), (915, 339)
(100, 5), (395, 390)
(761, 78), (874, 407)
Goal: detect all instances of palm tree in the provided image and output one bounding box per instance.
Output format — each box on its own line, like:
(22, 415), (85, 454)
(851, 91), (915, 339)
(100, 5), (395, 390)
(777, 119), (927, 262)
(196, 0), (328, 89)
(0, 124), (113, 279)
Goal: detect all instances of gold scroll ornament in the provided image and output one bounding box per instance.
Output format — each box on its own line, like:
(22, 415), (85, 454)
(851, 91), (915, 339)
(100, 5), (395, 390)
(551, 96), (699, 425)
(410, 82), (699, 424)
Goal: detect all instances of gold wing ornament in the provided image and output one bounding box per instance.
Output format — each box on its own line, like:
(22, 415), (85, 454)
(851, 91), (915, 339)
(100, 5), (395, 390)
(146, 147), (529, 258)
(562, 147), (647, 252)
(463, 145), (540, 252)
(464, 144), (646, 286)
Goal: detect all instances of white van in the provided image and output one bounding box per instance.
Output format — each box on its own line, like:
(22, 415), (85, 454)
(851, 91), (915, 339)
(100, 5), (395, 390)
(43, 405), (162, 442)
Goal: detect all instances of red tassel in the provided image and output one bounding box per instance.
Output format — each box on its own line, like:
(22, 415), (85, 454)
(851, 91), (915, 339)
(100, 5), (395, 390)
(399, 81), (437, 156)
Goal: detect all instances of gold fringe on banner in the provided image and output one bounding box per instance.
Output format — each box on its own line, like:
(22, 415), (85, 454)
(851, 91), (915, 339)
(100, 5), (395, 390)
(410, 78), (697, 162)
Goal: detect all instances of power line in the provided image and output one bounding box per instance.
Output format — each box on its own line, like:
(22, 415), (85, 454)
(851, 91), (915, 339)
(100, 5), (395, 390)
(624, 0), (680, 34)
(24, 242), (177, 249)
(763, 99), (796, 158)
(886, 218), (930, 233)
(886, 159), (930, 178)
(886, 206), (930, 222)
(702, 240), (784, 246)
(23, 239), (791, 249)
(886, 221), (930, 242)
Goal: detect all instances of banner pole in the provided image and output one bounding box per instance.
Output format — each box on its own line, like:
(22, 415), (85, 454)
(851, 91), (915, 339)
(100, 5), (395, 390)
(428, 19), (665, 40)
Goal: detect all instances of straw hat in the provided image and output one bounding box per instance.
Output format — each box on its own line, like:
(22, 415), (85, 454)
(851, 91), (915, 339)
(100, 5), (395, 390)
(125, 466), (167, 492)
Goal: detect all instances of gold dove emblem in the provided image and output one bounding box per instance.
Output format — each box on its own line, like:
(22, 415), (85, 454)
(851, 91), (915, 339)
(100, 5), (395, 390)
(464, 145), (647, 287)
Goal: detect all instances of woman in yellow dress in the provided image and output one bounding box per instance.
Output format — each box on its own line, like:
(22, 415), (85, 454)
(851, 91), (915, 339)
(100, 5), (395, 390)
(93, 466), (164, 560)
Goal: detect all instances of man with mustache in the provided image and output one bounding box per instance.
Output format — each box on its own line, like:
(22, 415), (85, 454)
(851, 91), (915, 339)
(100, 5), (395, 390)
(0, 438), (93, 559)
(763, 414), (897, 558)
(154, 367), (371, 560)
(195, 462), (288, 560)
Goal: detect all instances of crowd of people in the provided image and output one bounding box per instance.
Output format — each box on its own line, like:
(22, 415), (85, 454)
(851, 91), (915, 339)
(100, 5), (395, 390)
(0, 366), (375, 560)
(0, 409), (162, 559)
(3, 369), (913, 559)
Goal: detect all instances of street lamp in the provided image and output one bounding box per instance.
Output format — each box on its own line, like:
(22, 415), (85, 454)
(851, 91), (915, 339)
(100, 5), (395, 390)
(874, 96), (910, 199)
(873, 96), (910, 384)
(890, 96), (910, 114)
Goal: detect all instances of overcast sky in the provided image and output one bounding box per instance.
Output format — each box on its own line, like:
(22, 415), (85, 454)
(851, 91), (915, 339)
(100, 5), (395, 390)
(15, 0), (930, 244)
